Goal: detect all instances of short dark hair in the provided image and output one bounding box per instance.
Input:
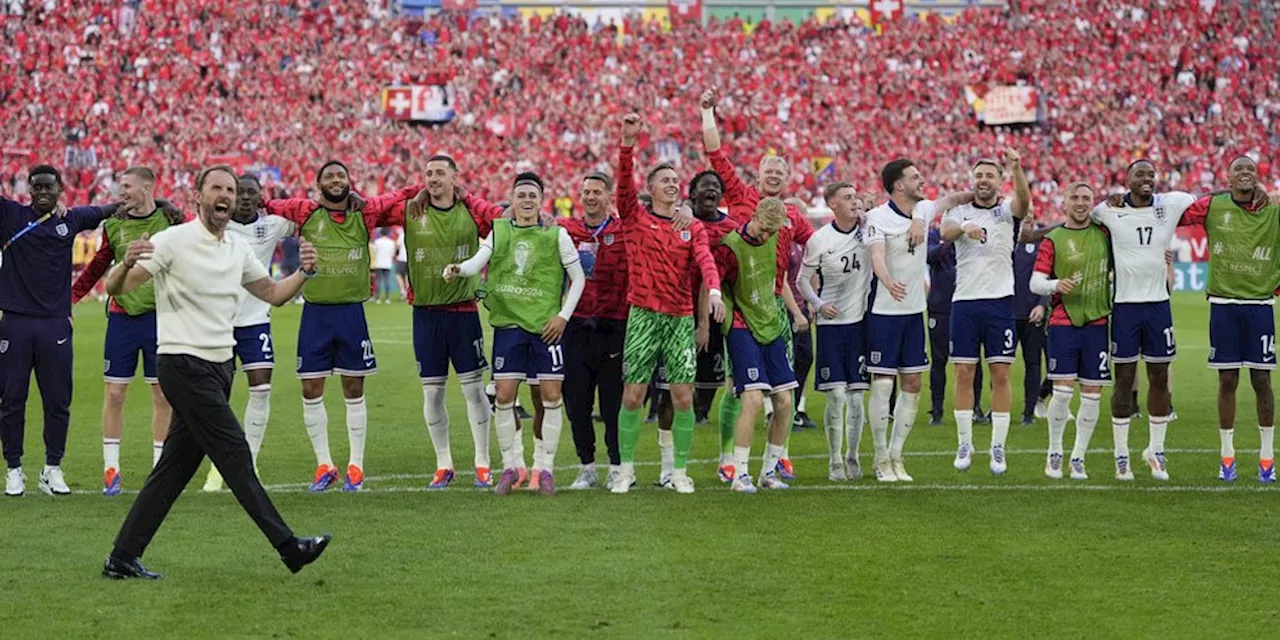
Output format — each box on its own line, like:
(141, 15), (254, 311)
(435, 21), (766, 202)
(823, 181), (854, 202)
(582, 172), (614, 191)
(122, 166), (156, 182)
(1126, 158), (1155, 174)
(687, 169), (723, 194)
(646, 163), (678, 184)
(972, 159), (1003, 174)
(196, 164), (238, 192)
(238, 173), (261, 186)
(1229, 155), (1258, 168)
(29, 164), (62, 184)
(427, 154), (458, 171)
(513, 171), (544, 193)
(881, 159), (915, 194)
(316, 160), (348, 183)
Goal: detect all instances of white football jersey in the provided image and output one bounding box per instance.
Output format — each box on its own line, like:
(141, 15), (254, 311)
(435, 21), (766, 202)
(945, 201), (1018, 301)
(865, 200), (936, 315)
(227, 213), (296, 327)
(803, 221), (872, 325)
(1091, 191), (1195, 303)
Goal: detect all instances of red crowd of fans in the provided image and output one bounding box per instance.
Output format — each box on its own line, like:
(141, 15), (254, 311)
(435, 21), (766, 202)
(0, 0), (1276, 221)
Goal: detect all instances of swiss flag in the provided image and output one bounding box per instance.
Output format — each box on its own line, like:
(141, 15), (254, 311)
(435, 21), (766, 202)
(383, 88), (413, 119)
(668, 0), (703, 23)
(870, 0), (905, 27)
(441, 0), (477, 10)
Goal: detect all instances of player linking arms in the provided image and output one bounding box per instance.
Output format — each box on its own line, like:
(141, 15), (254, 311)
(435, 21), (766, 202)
(444, 172), (586, 495)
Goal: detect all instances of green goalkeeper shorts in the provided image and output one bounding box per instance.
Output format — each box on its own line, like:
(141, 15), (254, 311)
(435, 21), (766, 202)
(623, 306), (696, 385)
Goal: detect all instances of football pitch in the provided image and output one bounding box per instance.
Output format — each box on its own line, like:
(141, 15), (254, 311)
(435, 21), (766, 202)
(2, 293), (1276, 637)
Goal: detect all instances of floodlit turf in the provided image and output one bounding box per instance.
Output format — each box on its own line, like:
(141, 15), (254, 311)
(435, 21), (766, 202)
(2, 293), (1277, 637)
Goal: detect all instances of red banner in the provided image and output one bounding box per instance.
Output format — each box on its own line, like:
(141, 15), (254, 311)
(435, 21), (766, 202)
(870, 0), (905, 27)
(1177, 226), (1209, 262)
(441, 0), (477, 10)
(668, 0), (702, 23)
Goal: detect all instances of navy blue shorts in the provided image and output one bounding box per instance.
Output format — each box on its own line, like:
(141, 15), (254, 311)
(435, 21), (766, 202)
(1048, 324), (1112, 386)
(1111, 301), (1176, 364)
(104, 311), (158, 384)
(1209, 303), (1276, 370)
(866, 313), (928, 376)
(413, 307), (487, 384)
(950, 297), (1017, 364)
(233, 323), (275, 372)
(296, 302), (377, 378)
(727, 328), (796, 396)
(815, 322), (868, 391)
(492, 327), (565, 383)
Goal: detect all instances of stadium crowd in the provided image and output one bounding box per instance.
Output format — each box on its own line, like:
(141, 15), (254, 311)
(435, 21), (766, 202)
(1, 0), (1277, 219)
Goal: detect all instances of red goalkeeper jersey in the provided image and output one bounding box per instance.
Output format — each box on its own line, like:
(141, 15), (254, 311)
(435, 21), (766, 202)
(616, 144), (721, 317)
(708, 148), (814, 245)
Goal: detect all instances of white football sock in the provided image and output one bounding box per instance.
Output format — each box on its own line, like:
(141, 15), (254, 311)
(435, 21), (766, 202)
(423, 383), (453, 470)
(955, 409), (974, 447)
(1148, 414), (1169, 454)
(302, 397), (333, 468)
(494, 402), (518, 469)
(531, 437), (546, 472)
(103, 438), (120, 471)
(869, 379), (893, 463)
(889, 390), (919, 459)
(763, 395), (774, 420)
(243, 384), (271, 463)
(1220, 428), (1236, 460)
(797, 394), (807, 413)
(762, 443), (785, 479)
(541, 400), (564, 468)
(1261, 426), (1275, 461)
(846, 390), (865, 460)
(345, 396), (367, 469)
(658, 428), (674, 477)
(990, 412), (1011, 449)
(1049, 387), (1072, 456)
(460, 378), (491, 469)
(152, 441), (164, 468)
(1110, 415), (1130, 460)
(734, 445), (751, 478)
(1076, 392), (1102, 459)
(824, 388), (848, 464)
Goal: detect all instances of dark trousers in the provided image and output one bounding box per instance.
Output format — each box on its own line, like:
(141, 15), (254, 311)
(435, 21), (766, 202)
(564, 318), (624, 466)
(927, 312), (983, 416)
(0, 311), (72, 468)
(1017, 318), (1050, 418)
(792, 324), (814, 410)
(113, 354), (293, 559)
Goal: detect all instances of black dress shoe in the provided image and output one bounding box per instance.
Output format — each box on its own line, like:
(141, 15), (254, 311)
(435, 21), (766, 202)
(280, 534), (332, 574)
(102, 555), (163, 580)
(929, 413), (943, 426)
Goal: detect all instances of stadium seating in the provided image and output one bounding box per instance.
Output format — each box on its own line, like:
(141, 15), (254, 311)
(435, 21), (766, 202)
(0, 0), (1276, 222)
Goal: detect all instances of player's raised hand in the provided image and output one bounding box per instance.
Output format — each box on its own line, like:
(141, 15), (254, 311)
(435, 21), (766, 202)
(819, 303), (839, 320)
(542, 316), (567, 345)
(709, 291), (726, 324)
(442, 264), (462, 282)
(700, 88), (719, 110)
(885, 278), (907, 301)
(1002, 147), (1022, 170)
(621, 113), (643, 146)
(298, 238), (317, 274)
(124, 232), (154, 267)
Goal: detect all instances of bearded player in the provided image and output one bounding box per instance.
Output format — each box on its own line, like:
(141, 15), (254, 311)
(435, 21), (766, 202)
(941, 150), (1030, 476)
(264, 162), (416, 491)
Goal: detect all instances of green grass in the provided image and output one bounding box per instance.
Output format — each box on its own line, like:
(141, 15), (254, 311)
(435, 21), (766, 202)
(2, 293), (1277, 637)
